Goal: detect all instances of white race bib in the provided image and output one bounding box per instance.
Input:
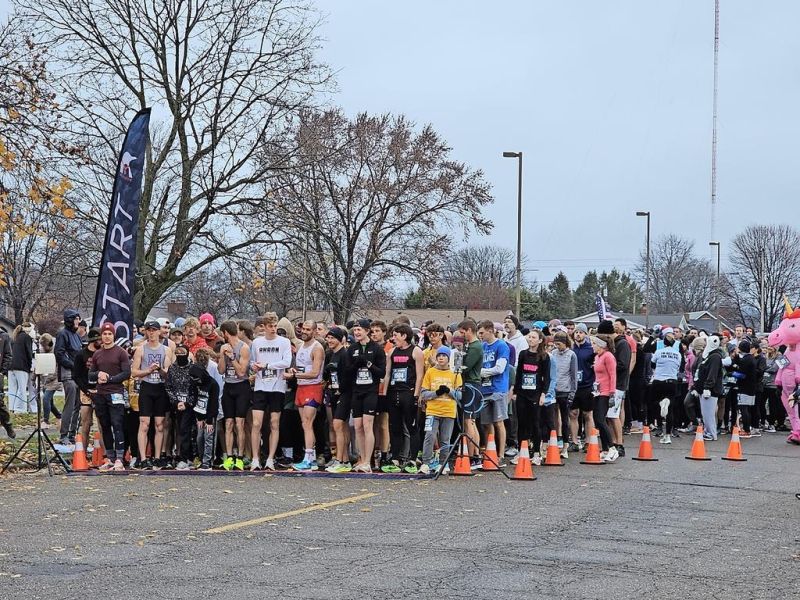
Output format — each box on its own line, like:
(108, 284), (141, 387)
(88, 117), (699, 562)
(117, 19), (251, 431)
(391, 368), (408, 385)
(262, 368), (277, 382)
(195, 391), (208, 415)
(356, 368), (373, 385)
(111, 393), (125, 406)
(330, 372), (339, 390)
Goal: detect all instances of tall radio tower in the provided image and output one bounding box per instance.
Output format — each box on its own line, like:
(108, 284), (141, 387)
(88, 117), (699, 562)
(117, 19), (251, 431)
(710, 0), (720, 241)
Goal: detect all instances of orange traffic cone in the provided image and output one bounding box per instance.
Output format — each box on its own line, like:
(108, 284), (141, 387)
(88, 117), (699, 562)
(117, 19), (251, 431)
(511, 440), (536, 480)
(481, 433), (500, 471)
(543, 430), (564, 466)
(72, 434), (89, 472)
(721, 426), (747, 462)
(631, 426), (658, 461)
(686, 425), (712, 461)
(452, 439), (474, 476)
(91, 431), (106, 467)
(580, 429), (605, 465)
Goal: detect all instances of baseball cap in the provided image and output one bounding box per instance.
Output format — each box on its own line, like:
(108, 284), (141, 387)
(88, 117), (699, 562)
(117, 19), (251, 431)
(144, 320), (160, 330)
(355, 318), (371, 330)
(85, 327), (101, 343)
(156, 317), (171, 327)
(199, 313), (215, 326)
(435, 346), (451, 358)
(100, 322), (116, 334)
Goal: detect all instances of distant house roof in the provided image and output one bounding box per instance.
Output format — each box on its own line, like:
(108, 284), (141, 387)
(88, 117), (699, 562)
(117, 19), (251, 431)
(571, 309), (726, 332)
(285, 308), (513, 329)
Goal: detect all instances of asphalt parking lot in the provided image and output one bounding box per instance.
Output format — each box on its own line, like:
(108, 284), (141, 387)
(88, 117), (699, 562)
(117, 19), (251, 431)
(1, 431), (798, 599)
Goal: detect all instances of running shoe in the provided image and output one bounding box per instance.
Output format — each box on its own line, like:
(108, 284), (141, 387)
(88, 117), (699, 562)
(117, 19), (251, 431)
(617, 445), (625, 457)
(330, 463), (352, 474)
(98, 459), (114, 471)
(403, 461), (418, 475)
(567, 442), (580, 453)
(291, 459), (318, 471)
(176, 461), (192, 470)
(112, 459), (125, 472)
(504, 447), (518, 458)
(510, 456), (519, 465)
(234, 457), (245, 471)
(470, 458), (482, 471)
(222, 456), (234, 471)
(264, 458), (276, 471)
(629, 424), (643, 434)
(659, 398), (670, 418)
(381, 462), (402, 474)
(418, 463), (430, 475)
(651, 427), (663, 437)
(250, 460), (261, 472)
(702, 433), (714, 441)
(750, 429), (762, 437)
(560, 447), (569, 460)
(441, 464), (450, 475)
(324, 460), (341, 472)
(197, 464), (212, 471)
(676, 426), (693, 434)
(164, 458), (176, 470)
(557, 438), (564, 450)
(243, 457), (251, 469)
(603, 447), (619, 462)
(738, 431), (751, 439)
(671, 431), (681, 438)
(352, 463), (372, 473)
(659, 435), (672, 444)
(532, 453), (542, 466)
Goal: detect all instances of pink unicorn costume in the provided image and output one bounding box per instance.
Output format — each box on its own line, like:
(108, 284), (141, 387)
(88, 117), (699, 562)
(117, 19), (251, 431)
(767, 299), (800, 444)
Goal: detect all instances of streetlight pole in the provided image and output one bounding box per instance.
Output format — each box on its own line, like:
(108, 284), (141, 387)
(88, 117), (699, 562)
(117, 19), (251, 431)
(636, 211), (651, 328)
(709, 241), (720, 316)
(503, 151), (523, 318)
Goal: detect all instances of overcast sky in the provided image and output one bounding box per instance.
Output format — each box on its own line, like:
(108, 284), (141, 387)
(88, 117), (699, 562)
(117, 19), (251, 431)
(4, 1), (798, 289)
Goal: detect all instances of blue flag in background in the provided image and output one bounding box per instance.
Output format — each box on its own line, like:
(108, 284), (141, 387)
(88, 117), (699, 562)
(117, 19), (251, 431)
(91, 108), (151, 339)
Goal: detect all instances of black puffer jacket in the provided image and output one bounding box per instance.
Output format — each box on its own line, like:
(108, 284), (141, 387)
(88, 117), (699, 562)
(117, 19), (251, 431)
(694, 349), (724, 397)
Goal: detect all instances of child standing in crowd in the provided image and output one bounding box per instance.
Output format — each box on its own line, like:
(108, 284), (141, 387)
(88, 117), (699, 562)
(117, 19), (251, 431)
(419, 346), (461, 474)
(191, 348), (220, 470)
(166, 345), (195, 470)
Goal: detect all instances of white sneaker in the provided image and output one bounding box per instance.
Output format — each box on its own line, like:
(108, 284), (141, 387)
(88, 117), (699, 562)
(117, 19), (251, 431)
(250, 460), (261, 471)
(264, 458), (276, 471)
(504, 447), (518, 457)
(352, 463), (372, 473)
(418, 463), (431, 475)
(603, 447), (619, 462)
(510, 456), (519, 465)
(532, 453), (542, 466)
(112, 459), (125, 471)
(660, 435), (672, 445)
(659, 398), (670, 419)
(325, 460), (341, 473)
(599, 451), (608, 461)
(560, 448), (569, 459)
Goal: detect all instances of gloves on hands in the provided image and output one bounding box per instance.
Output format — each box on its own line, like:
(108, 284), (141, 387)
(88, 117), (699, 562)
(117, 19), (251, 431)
(702, 389), (711, 398)
(436, 385), (450, 396)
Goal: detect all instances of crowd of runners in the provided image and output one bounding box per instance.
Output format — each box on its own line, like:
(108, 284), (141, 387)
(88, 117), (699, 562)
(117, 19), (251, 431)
(0, 308), (797, 474)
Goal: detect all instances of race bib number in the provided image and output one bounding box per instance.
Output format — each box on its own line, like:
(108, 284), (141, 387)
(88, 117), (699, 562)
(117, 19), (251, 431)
(330, 372), (339, 390)
(356, 368), (373, 385)
(424, 415), (434, 432)
(576, 371), (583, 383)
(195, 390), (208, 415)
(111, 393), (125, 406)
(391, 368), (408, 385)
(481, 376), (492, 388)
(775, 356), (790, 369)
(225, 363), (236, 379)
(262, 368), (277, 382)
(177, 392), (188, 404)
(134, 379), (141, 393)
(521, 374), (537, 390)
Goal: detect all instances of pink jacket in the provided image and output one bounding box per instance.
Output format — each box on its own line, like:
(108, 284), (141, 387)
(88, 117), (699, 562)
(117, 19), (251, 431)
(685, 351), (696, 388)
(593, 350), (617, 397)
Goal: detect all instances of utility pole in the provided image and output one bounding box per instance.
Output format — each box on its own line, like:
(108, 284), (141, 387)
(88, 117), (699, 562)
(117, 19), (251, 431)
(503, 151), (523, 318)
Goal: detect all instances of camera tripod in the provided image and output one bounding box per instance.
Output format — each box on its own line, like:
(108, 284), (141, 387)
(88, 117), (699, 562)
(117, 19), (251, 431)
(433, 382), (512, 481)
(1, 377), (71, 476)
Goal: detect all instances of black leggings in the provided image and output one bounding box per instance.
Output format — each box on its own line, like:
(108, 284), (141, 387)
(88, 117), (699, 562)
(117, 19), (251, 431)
(765, 387), (786, 426)
(556, 393), (570, 441)
(593, 395), (613, 451)
(175, 408), (195, 461)
(516, 393), (543, 452)
(684, 390), (701, 426)
(740, 404), (752, 432)
(388, 390), (419, 462)
(650, 380), (676, 434)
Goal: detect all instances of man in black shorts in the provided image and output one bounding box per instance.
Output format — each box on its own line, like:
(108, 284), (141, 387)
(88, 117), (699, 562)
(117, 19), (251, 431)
(130, 321), (174, 469)
(218, 320), (251, 471)
(249, 313), (292, 471)
(346, 319), (385, 473)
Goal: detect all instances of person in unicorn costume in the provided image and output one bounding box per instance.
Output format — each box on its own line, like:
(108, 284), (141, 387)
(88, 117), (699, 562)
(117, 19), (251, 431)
(767, 297), (800, 445)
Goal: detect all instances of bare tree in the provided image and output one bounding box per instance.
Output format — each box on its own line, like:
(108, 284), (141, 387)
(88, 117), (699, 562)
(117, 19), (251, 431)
(725, 224), (800, 332)
(635, 234), (716, 314)
(18, 0), (330, 317)
(263, 109), (493, 323)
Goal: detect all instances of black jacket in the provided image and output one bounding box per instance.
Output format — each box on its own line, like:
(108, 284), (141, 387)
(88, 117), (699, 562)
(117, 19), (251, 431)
(731, 352), (757, 396)
(345, 340), (386, 392)
(694, 349), (724, 397)
(10, 330), (34, 371)
(73, 347), (95, 395)
(0, 331), (11, 375)
(613, 335), (631, 392)
(513, 349), (551, 398)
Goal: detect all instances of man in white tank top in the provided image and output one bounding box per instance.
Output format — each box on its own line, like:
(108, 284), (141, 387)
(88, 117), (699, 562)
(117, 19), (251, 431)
(285, 320), (324, 471)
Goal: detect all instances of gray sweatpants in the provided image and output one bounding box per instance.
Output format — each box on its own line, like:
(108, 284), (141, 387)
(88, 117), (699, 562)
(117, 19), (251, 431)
(700, 395), (718, 439)
(196, 420), (216, 467)
(421, 416), (455, 465)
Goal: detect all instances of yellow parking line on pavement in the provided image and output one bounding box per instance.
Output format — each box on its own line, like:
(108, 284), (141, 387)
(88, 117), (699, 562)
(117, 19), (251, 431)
(203, 492), (379, 534)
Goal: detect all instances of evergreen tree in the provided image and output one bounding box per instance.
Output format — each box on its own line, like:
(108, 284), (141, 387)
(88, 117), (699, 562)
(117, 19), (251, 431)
(544, 272), (574, 319)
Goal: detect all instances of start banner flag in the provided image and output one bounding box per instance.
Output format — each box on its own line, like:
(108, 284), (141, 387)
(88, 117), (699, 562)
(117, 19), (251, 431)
(91, 108), (151, 339)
